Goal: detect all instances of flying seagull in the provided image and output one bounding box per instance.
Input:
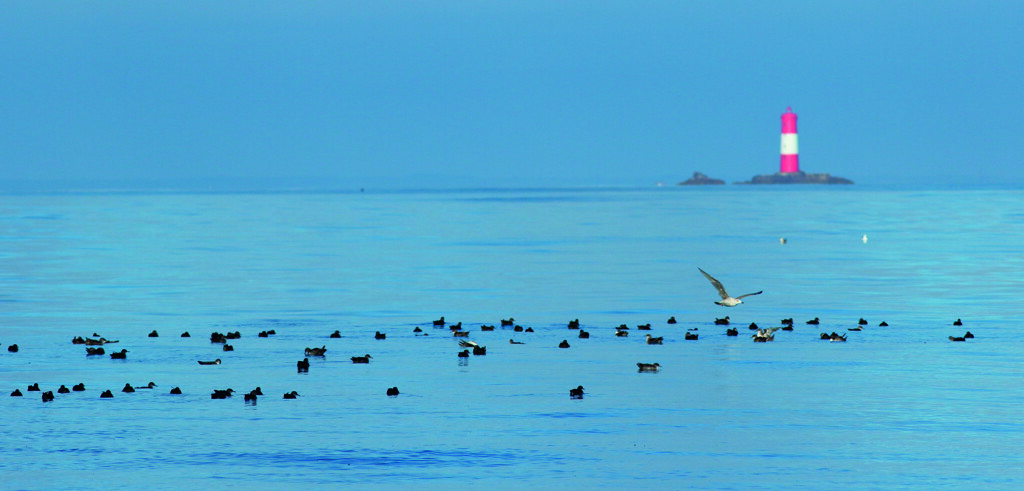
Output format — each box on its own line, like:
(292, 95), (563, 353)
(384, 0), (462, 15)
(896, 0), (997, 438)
(699, 268), (762, 307)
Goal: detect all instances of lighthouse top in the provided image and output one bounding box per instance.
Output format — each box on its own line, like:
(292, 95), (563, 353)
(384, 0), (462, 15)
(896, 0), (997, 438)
(781, 107), (797, 134)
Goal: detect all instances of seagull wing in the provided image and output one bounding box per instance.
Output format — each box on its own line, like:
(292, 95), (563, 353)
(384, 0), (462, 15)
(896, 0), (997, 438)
(735, 291), (763, 300)
(698, 268), (731, 300)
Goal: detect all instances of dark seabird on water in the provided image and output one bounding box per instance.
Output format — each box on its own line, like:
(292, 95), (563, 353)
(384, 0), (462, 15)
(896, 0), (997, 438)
(637, 362), (661, 372)
(569, 385), (584, 399)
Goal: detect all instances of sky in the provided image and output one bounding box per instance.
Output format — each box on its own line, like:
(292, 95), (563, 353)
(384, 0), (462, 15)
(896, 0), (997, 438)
(1, 1), (1021, 191)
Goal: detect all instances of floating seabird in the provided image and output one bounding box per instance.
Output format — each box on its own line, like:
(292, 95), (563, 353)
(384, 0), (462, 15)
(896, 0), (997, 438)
(211, 389), (234, 399)
(637, 362), (661, 372)
(569, 385), (584, 399)
(699, 268), (762, 307)
(752, 327), (780, 342)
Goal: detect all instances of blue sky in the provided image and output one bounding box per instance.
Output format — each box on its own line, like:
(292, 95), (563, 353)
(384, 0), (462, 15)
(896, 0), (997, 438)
(1, 1), (1021, 190)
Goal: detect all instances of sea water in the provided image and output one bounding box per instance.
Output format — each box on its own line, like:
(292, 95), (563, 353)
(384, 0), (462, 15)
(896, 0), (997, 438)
(2, 186), (1024, 489)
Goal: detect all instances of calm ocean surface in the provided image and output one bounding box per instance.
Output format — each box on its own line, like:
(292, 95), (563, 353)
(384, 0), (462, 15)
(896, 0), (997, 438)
(2, 186), (1024, 489)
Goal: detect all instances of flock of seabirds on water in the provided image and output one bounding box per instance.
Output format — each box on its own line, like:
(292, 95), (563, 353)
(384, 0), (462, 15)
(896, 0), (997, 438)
(5, 268), (975, 403)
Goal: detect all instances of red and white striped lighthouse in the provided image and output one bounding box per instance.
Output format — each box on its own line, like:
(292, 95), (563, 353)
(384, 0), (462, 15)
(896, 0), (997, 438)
(780, 107), (799, 173)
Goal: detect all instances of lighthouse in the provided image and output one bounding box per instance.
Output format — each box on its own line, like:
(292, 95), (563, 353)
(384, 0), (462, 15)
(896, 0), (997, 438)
(738, 107), (852, 184)
(780, 107), (799, 173)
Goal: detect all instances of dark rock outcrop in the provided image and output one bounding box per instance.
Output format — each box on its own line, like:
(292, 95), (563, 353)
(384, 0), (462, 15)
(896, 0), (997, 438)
(736, 171), (853, 185)
(678, 172), (725, 186)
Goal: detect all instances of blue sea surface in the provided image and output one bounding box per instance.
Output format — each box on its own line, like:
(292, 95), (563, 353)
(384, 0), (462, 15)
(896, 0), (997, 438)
(2, 186), (1024, 489)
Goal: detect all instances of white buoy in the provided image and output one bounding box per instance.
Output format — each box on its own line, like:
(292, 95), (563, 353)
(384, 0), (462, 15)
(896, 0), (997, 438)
(862, 234), (868, 243)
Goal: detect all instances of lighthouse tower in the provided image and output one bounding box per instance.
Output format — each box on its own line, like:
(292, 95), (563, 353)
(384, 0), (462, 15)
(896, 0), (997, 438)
(780, 107), (799, 173)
